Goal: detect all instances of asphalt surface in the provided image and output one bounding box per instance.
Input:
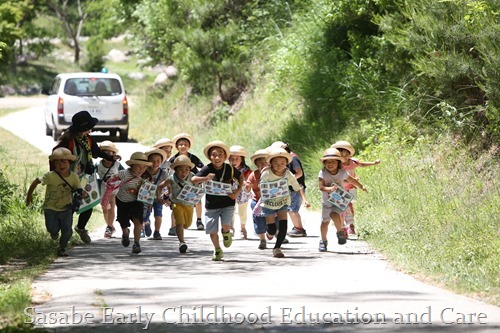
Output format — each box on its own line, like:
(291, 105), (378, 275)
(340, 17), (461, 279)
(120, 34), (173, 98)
(1, 98), (499, 332)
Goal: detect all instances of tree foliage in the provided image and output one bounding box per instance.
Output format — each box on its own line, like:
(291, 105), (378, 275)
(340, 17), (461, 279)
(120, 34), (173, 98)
(120, 0), (302, 104)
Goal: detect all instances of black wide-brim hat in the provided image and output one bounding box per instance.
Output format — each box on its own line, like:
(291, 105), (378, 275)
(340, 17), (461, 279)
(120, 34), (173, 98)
(70, 111), (98, 132)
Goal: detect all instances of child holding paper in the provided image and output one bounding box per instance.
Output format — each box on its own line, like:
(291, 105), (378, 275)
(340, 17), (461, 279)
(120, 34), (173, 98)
(318, 148), (367, 252)
(331, 140), (380, 237)
(259, 148), (310, 258)
(105, 152), (152, 254)
(157, 155), (200, 253)
(191, 141), (243, 261)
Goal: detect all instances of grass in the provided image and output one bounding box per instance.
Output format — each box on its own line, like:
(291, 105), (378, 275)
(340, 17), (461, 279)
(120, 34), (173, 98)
(0, 126), (105, 329)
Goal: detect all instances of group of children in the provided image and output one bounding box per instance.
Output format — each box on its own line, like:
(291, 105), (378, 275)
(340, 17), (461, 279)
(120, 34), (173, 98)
(25, 111), (380, 259)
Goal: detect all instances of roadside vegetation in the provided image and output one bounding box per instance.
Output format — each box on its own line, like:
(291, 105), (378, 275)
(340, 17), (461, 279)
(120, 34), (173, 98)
(0, 0), (498, 329)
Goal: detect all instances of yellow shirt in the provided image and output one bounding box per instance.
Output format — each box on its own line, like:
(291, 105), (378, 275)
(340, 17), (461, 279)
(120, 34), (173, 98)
(40, 171), (81, 211)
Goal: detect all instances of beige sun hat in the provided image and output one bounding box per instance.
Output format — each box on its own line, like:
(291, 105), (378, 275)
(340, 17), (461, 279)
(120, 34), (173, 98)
(270, 141), (288, 149)
(145, 148), (167, 162)
(266, 147), (292, 164)
(126, 152), (152, 166)
(250, 149), (269, 165)
(98, 140), (119, 154)
(330, 140), (355, 156)
(153, 138), (174, 149)
(172, 133), (194, 147)
(203, 140), (230, 160)
(229, 145), (248, 158)
(170, 155), (195, 170)
(49, 147), (76, 161)
(320, 148), (344, 162)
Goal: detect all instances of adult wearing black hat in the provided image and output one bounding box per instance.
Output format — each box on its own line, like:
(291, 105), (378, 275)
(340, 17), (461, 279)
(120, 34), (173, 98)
(52, 110), (119, 243)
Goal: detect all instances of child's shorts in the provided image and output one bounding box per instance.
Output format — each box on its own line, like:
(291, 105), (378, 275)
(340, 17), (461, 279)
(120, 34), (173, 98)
(251, 200), (267, 234)
(287, 190), (302, 213)
(172, 203), (194, 229)
(205, 206), (235, 234)
(144, 201), (163, 221)
(262, 205), (288, 217)
(321, 203), (343, 221)
(116, 198), (143, 228)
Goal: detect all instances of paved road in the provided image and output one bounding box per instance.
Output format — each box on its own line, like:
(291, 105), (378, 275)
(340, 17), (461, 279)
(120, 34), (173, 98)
(1, 98), (499, 332)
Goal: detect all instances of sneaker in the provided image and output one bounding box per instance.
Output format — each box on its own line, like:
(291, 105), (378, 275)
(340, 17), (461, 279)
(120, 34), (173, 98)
(349, 224), (356, 235)
(179, 242), (188, 253)
(240, 229), (247, 239)
(57, 247), (68, 257)
(273, 248), (285, 258)
(222, 231), (232, 248)
(196, 220), (205, 230)
(258, 239), (267, 250)
(287, 227), (307, 237)
(212, 249), (224, 261)
(104, 226), (115, 238)
(337, 231), (347, 245)
(153, 231), (162, 240)
(121, 231), (130, 247)
(283, 237), (289, 244)
(74, 227), (91, 244)
(144, 222), (152, 237)
(168, 227), (177, 236)
(132, 242), (141, 254)
(50, 233), (59, 240)
(140, 230), (145, 238)
(319, 240), (328, 252)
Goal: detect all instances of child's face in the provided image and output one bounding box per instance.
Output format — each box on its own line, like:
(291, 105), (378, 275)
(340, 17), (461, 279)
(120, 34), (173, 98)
(229, 155), (242, 168)
(102, 150), (116, 165)
(131, 164), (148, 176)
(160, 145), (173, 158)
(324, 159), (340, 173)
(78, 130), (91, 137)
(176, 139), (191, 154)
(254, 157), (268, 171)
(148, 154), (163, 171)
(339, 148), (351, 160)
(175, 165), (191, 180)
(270, 157), (287, 174)
(209, 147), (226, 168)
(53, 159), (71, 174)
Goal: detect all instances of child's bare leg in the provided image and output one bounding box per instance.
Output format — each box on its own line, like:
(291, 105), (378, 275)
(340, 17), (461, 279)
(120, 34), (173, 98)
(154, 216), (162, 232)
(331, 212), (343, 232)
(132, 219), (142, 242)
(210, 233), (220, 249)
(320, 220), (329, 240)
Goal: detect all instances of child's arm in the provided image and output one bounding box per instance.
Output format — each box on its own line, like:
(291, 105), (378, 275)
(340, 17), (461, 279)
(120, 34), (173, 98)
(25, 178), (41, 206)
(299, 188), (310, 208)
(358, 159), (381, 167)
(318, 177), (338, 193)
(346, 175), (368, 192)
(191, 173), (215, 185)
(157, 179), (170, 203)
(228, 174), (243, 200)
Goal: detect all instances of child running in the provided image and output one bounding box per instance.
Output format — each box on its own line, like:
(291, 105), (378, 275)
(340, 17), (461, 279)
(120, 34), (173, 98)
(318, 148), (367, 252)
(153, 138), (177, 237)
(259, 148), (310, 258)
(331, 140), (380, 236)
(191, 141), (243, 261)
(142, 148), (169, 240)
(105, 152), (152, 254)
(228, 145), (253, 239)
(169, 133), (205, 230)
(158, 155), (200, 253)
(247, 148), (270, 249)
(96, 141), (124, 238)
(26, 148), (82, 257)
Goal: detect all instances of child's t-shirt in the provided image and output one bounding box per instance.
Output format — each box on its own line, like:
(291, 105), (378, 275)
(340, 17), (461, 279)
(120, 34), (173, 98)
(247, 170), (262, 201)
(318, 168), (349, 205)
(144, 168), (169, 203)
(169, 172), (196, 206)
(40, 171), (80, 211)
(196, 163), (241, 209)
(259, 168), (301, 210)
(95, 160), (124, 194)
(110, 169), (144, 203)
(341, 158), (359, 190)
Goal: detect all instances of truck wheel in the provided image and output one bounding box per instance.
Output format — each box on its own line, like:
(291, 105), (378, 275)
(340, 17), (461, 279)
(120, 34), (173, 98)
(119, 129), (128, 142)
